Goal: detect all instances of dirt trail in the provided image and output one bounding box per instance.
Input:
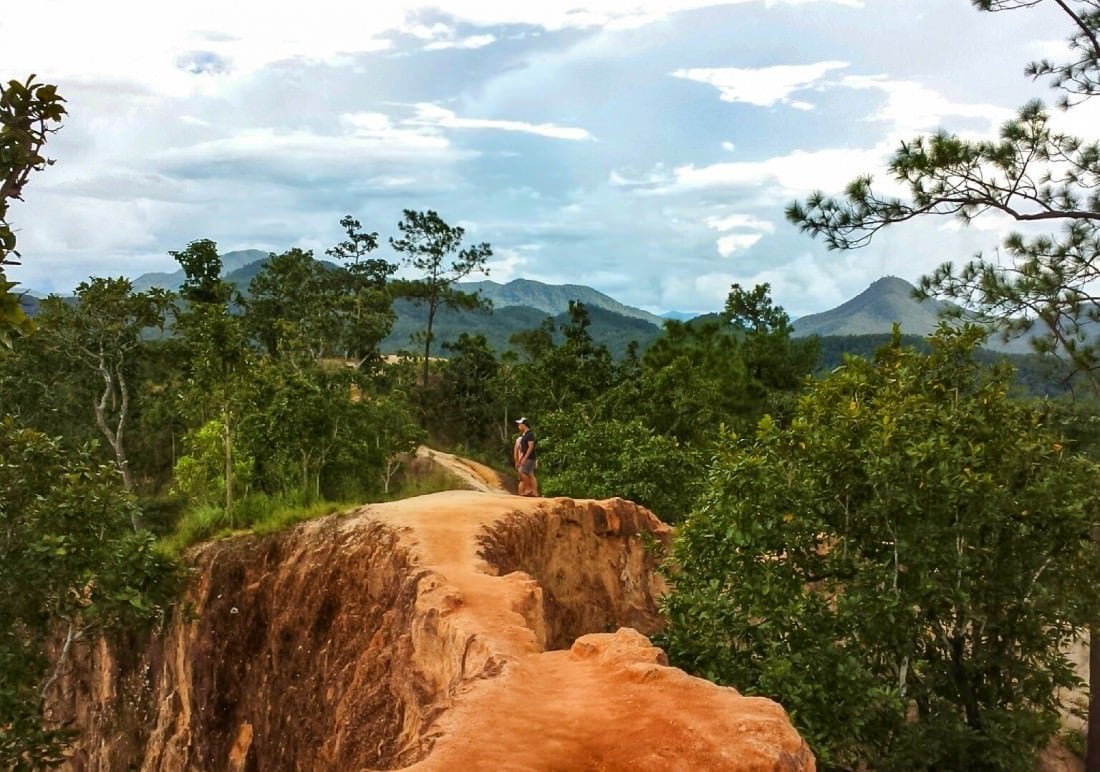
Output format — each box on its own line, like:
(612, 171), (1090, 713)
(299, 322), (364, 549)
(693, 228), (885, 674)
(414, 445), (510, 493)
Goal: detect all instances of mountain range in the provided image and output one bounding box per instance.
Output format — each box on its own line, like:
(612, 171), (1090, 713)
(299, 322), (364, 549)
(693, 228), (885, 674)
(23, 252), (1043, 356)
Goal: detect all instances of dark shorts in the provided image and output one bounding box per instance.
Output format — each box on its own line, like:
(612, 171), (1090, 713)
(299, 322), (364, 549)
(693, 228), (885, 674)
(519, 459), (536, 475)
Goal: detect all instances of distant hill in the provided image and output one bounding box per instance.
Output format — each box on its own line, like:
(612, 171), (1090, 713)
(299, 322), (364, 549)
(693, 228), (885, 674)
(131, 249), (270, 293)
(60, 251), (663, 359)
(383, 298), (662, 359)
(130, 258), (665, 329)
(791, 276), (953, 338)
(459, 278), (664, 328)
(42, 255), (1076, 364)
(792, 275), (1037, 354)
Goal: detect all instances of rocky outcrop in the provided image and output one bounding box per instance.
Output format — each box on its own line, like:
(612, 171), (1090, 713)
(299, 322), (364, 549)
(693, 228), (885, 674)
(48, 491), (814, 770)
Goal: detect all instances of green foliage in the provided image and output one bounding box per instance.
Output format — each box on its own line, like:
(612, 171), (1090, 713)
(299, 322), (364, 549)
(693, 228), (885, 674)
(171, 419), (254, 511)
(0, 307), (100, 448)
(421, 333), (506, 450)
(0, 75), (65, 348)
(159, 493), (354, 555)
(325, 214), (398, 369)
(243, 247), (333, 359)
(725, 283), (820, 393)
(389, 209), (492, 383)
(610, 285), (816, 448)
(787, 8), (1100, 764)
(660, 326), (1100, 769)
(33, 278), (172, 492)
(509, 301), (617, 417)
(537, 411), (698, 522)
(0, 418), (178, 766)
(234, 360), (422, 501)
(660, 323), (1100, 769)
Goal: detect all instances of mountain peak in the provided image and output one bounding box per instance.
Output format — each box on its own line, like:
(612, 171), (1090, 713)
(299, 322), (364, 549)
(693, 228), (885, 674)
(792, 276), (946, 338)
(866, 275), (914, 292)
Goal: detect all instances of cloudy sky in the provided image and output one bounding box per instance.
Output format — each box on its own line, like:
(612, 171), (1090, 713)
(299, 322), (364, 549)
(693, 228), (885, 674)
(2, 0), (1092, 317)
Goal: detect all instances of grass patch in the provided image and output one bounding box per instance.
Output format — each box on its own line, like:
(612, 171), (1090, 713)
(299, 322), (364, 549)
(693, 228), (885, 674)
(159, 503), (236, 556)
(159, 463), (479, 555)
(159, 493), (354, 556)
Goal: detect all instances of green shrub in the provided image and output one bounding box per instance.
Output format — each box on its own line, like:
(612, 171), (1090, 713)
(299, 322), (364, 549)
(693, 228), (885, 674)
(660, 327), (1100, 769)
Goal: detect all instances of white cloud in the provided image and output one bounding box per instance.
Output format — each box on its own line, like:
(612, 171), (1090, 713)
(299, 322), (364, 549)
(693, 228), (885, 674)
(410, 103), (593, 141)
(839, 74), (1013, 135)
(424, 34), (498, 51)
(716, 232), (764, 255)
(648, 143), (891, 198)
(609, 165), (673, 188)
(671, 61), (849, 107)
(157, 124), (458, 171)
(484, 246), (535, 283)
(705, 213), (775, 232)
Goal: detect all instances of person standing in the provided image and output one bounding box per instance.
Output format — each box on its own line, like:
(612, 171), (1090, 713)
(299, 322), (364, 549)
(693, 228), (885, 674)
(514, 416), (538, 497)
(513, 429), (528, 496)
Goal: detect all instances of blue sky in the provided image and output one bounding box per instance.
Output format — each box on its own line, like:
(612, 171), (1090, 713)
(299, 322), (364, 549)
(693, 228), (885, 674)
(3, 0), (1094, 317)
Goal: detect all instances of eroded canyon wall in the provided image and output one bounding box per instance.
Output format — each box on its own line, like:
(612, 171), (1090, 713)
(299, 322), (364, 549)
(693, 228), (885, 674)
(48, 491), (814, 771)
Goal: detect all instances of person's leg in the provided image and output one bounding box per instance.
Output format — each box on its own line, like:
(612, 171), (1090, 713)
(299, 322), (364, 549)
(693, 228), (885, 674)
(517, 470), (533, 496)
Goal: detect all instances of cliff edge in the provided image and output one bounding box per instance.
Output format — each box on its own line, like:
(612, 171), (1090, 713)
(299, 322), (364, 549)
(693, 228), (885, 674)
(48, 491), (814, 770)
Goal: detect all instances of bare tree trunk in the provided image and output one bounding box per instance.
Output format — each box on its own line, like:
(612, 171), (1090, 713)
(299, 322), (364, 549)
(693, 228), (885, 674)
(421, 302), (437, 387)
(92, 353), (137, 530)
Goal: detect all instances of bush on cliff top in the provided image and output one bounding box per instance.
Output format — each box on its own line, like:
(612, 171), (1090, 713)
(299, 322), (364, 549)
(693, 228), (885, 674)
(660, 326), (1100, 770)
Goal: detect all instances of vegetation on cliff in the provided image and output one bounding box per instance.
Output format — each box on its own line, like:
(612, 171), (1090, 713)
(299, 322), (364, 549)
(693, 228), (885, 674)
(789, 1), (1100, 766)
(661, 326), (1100, 769)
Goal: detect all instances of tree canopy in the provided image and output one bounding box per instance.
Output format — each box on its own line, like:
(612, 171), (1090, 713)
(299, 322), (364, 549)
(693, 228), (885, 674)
(786, 4), (1100, 765)
(0, 76), (65, 347)
(661, 327), (1100, 769)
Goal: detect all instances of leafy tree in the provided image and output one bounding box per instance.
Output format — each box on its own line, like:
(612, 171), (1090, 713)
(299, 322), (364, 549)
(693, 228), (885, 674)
(0, 309), (99, 448)
(322, 384), (423, 500)
(724, 282), (820, 393)
(629, 318), (752, 443)
(170, 239), (249, 511)
(509, 301), (617, 416)
(660, 327), (1100, 769)
(389, 209), (492, 385)
(422, 333), (504, 450)
(34, 278), (172, 498)
(236, 361), (361, 499)
(243, 248), (333, 360)
(0, 418), (178, 766)
(326, 214), (397, 369)
(171, 418), (254, 510)
(0, 76), (65, 347)
(785, 3), (1100, 764)
(537, 411), (697, 522)
(615, 285), (816, 446)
